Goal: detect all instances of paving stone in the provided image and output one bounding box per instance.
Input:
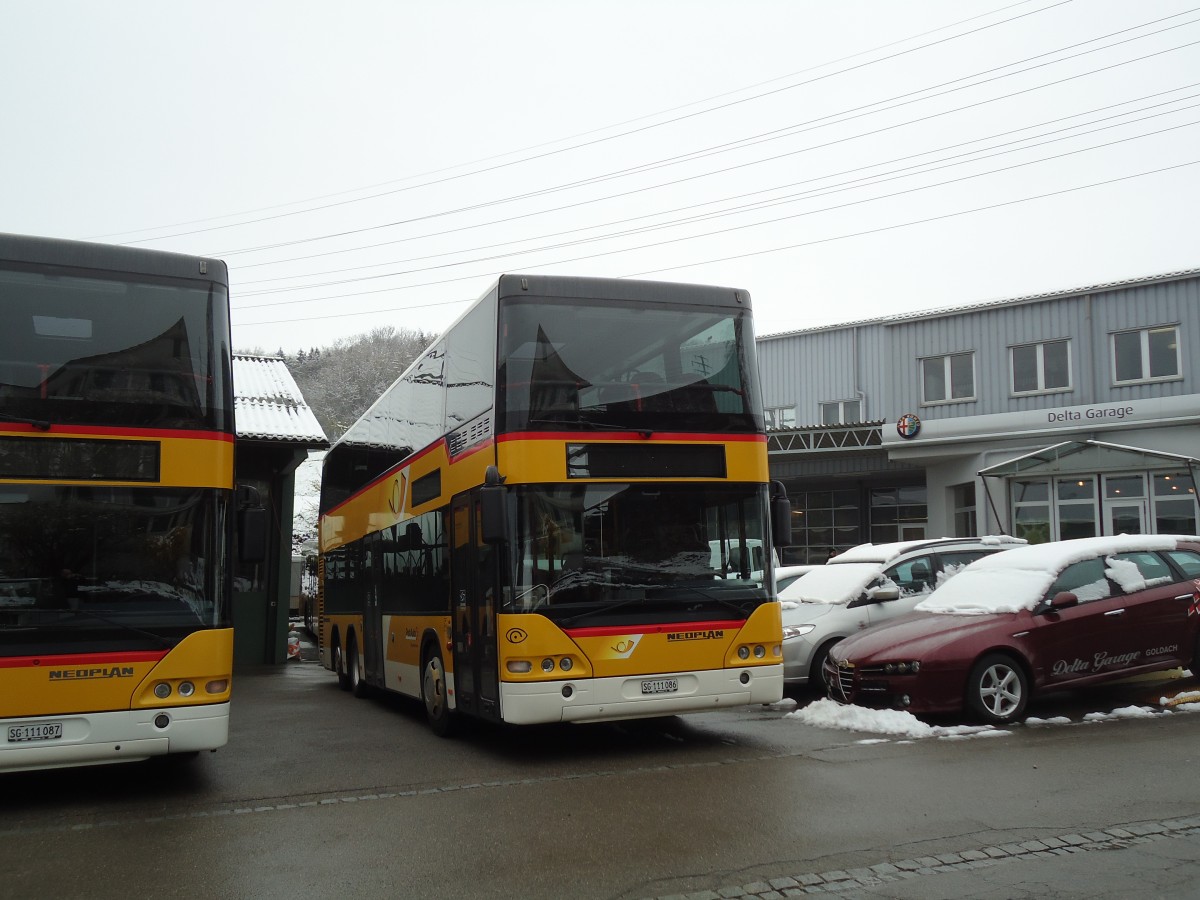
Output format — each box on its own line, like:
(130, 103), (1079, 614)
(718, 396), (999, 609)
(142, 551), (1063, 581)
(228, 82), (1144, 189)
(768, 877), (799, 890)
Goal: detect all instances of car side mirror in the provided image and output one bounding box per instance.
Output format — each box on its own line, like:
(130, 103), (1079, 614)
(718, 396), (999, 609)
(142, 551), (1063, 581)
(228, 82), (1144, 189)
(1048, 591), (1079, 610)
(870, 585), (900, 603)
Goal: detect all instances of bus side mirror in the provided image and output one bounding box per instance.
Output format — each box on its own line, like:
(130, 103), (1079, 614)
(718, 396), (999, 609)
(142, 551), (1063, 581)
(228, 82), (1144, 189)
(480, 466), (508, 545)
(770, 481), (792, 547)
(238, 506), (268, 562)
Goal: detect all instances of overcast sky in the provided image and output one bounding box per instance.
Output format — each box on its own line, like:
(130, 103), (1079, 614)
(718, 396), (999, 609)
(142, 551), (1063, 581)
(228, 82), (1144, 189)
(4, 1), (1198, 353)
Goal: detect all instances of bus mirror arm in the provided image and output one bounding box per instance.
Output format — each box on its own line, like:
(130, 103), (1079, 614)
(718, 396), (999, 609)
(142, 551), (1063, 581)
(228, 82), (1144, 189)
(770, 480), (792, 547)
(481, 465), (508, 545)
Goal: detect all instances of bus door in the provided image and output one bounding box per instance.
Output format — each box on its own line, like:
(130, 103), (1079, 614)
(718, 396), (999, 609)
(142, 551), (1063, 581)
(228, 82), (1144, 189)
(450, 492), (501, 721)
(361, 532), (384, 687)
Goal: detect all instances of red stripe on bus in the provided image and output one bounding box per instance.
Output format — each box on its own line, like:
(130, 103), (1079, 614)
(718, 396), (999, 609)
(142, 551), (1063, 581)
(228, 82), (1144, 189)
(497, 431), (765, 443)
(563, 619), (746, 638)
(0, 650), (169, 669)
(0, 424), (235, 442)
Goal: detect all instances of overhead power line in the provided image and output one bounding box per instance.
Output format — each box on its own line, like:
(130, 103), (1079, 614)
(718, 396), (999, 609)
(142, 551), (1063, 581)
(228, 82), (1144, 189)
(214, 11), (1200, 261)
(103, 0), (1070, 244)
(232, 157), (1200, 327)
(233, 87), (1200, 290)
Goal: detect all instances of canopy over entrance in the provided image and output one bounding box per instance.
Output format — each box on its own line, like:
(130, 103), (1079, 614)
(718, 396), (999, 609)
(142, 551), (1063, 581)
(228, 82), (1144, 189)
(977, 440), (1200, 536)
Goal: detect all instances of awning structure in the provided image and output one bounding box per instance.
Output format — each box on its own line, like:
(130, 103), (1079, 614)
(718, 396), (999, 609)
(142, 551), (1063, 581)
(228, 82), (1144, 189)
(977, 440), (1200, 534)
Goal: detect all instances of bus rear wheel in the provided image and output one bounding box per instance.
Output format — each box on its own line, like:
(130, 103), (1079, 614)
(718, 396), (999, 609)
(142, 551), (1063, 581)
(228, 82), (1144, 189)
(422, 646), (456, 737)
(333, 636), (351, 691)
(349, 635), (369, 698)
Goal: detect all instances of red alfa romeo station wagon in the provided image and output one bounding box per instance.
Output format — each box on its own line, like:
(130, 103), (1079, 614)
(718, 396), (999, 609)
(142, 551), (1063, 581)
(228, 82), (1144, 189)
(825, 535), (1200, 724)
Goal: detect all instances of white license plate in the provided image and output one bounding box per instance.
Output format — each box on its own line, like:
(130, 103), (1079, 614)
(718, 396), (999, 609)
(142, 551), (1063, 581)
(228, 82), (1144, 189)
(641, 678), (678, 695)
(8, 722), (63, 743)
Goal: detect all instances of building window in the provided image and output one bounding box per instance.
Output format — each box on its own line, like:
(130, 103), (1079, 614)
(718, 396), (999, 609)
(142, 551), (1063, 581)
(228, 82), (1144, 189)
(1112, 325), (1180, 384)
(1153, 472), (1197, 534)
(1056, 477), (1097, 540)
(819, 399), (862, 425)
(783, 488), (860, 564)
(870, 486), (927, 543)
(921, 352), (974, 403)
(952, 483), (977, 537)
(764, 406), (796, 430)
(1011, 340), (1070, 394)
(1011, 479), (1051, 544)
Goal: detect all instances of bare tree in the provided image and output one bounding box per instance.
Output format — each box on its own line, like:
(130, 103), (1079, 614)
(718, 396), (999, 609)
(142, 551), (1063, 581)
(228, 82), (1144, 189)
(288, 326), (433, 441)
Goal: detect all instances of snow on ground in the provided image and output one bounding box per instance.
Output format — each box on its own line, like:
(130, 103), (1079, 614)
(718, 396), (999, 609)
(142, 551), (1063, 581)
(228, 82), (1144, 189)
(777, 691), (1200, 742)
(785, 698), (1005, 740)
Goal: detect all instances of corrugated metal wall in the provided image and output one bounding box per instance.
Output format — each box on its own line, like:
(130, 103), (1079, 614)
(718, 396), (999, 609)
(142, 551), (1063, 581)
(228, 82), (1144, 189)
(758, 273), (1199, 426)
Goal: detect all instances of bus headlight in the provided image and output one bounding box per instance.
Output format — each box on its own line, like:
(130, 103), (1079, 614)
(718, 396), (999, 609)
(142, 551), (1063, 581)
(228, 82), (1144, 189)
(738, 646), (750, 660)
(153, 682), (172, 699)
(506, 660), (532, 674)
(560, 657), (573, 672)
(541, 658), (555, 673)
(178, 681), (196, 698)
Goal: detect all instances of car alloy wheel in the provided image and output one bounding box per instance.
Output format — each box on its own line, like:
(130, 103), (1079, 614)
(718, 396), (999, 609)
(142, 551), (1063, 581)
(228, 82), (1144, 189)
(967, 653), (1028, 724)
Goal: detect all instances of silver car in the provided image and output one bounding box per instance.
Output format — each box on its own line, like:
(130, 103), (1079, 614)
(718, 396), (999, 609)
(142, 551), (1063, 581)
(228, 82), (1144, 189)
(780, 536), (1026, 689)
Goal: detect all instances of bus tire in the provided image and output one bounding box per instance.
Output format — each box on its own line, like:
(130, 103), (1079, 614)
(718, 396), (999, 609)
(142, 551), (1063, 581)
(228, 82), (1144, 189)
(333, 633), (351, 691)
(349, 635), (369, 698)
(422, 645), (457, 737)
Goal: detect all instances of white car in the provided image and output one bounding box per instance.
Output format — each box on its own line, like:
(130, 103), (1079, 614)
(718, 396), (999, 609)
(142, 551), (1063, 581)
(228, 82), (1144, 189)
(780, 536), (1026, 689)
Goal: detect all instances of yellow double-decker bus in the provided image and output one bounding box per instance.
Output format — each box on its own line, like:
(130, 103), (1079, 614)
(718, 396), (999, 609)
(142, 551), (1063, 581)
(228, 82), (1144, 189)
(318, 274), (789, 734)
(0, 233), (253, 772)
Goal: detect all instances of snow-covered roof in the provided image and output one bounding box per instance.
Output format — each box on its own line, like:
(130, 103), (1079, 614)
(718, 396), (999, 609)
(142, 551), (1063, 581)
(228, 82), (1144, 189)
(233, 355), (329, 446)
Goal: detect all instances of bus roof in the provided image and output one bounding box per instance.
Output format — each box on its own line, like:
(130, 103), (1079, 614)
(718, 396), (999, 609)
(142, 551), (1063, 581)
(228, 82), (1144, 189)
(0, 232), (228, 284)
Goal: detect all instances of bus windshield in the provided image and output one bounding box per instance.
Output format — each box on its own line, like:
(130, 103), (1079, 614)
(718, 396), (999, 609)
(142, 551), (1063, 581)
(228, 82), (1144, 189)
(0, 485), (229, 653)
(504, 483), (771, 625)
(498, 297), (762, 434)
(0, 265), (231, 431)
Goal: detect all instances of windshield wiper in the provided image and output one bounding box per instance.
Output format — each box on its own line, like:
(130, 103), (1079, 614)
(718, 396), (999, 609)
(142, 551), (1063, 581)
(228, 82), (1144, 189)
(0, 412), (51, 430)
(20, 606), (177, 649)
(529, 416), (649, 434)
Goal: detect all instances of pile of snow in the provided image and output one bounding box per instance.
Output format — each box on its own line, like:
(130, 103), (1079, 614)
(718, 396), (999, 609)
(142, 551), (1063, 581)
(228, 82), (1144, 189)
(785, 698), (1005, 740)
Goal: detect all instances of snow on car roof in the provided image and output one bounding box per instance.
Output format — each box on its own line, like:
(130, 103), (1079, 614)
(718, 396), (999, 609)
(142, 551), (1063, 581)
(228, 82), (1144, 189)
(831, 535), (1022, 564)
(914, 534), (1193, 616)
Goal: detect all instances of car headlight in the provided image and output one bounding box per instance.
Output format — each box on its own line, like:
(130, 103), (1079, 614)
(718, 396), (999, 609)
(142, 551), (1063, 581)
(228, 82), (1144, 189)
(883, 661), (922, 674)
(782, 624), (817, 640)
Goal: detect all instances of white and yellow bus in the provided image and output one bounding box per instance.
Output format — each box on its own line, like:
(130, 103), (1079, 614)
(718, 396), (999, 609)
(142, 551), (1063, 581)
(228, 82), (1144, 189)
(318, 274), (789, 735)
(0, 233), (251, 772)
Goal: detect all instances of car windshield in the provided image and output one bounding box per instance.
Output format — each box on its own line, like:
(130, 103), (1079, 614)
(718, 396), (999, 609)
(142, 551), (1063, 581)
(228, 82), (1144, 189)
(779, 562), (882, 605)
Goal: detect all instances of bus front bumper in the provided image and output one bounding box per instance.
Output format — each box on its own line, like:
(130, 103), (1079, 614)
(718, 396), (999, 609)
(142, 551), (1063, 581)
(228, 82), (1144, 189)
(0, 702), (230, 773)
(499, 665), (783, 725)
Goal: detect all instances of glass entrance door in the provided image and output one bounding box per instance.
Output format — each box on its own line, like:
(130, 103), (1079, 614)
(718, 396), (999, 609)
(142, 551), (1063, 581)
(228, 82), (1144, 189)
(1103, 475), (1147, 535)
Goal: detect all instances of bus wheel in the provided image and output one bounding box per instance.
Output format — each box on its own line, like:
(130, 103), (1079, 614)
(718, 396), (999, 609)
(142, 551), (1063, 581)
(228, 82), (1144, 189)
(334, 637), (351, 691)
(349, 636), (369, 698)
(422, 647), (457, 737)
